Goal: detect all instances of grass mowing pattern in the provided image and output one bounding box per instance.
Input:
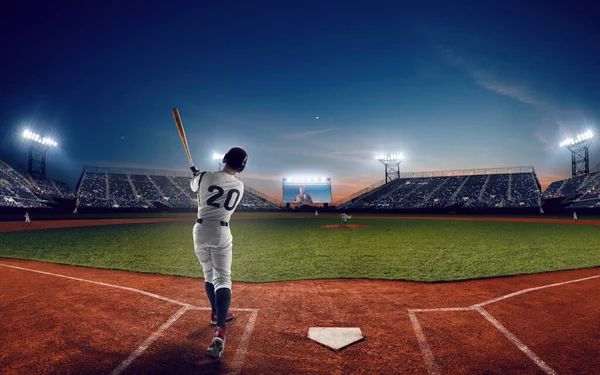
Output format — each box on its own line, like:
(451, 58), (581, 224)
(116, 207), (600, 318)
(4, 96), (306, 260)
(1, 218), (599, 282)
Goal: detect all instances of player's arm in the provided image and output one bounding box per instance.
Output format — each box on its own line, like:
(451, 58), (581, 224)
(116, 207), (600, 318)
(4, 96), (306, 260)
(190, 167), (206, 193)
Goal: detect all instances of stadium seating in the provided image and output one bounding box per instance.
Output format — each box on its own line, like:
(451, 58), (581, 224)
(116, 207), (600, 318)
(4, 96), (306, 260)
(77, 172), (111, 208)
(129, 175), (162, 202)
(74, 170), (281, 210)
(52, 179), (76, 199)
(0, 160), (50, 208)
(238, 191), (281, 210)
(108, 174), (143, 208)
(342, 172), (540, 210)
(452, 175), (488, 208)
(508, 173), (540, 207)
(409, 177), (448, 208)
(541, 172), (600, 203)
(151, 175), (188, 201)
(28, 174), (60, 198)
(342, 178), (413, 208)
(170, 177), (195, 199)
(479, 174), (509, 207)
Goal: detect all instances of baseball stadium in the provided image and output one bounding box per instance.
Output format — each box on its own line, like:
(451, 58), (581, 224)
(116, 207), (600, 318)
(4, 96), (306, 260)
(1, 126), (600, 375)
(2, 3), (600, 375)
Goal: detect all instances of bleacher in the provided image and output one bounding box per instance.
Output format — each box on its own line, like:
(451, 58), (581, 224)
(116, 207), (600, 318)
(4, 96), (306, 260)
(508, 173), (540, 207)
(541, 171), (600, 210)
(130, 175), (162, 202)
(52, 180), (76, 199)
(108, 173), (142, 208)
(0, 160), (51, 208)
(557, 172), (600, 209)
(454, 175), (488, 208)
(428, 176), (469, 208)
(75, 167), (282, 211)
(77, 172), (111, 208)
(340, 167), (541, 210)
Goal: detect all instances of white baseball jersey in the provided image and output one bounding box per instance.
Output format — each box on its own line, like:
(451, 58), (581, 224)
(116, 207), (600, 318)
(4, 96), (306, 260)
(190, 171), (245, 222)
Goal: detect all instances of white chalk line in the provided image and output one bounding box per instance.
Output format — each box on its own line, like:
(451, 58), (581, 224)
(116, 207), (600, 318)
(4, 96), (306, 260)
(0, 263), (259, 374)
(474, 274), (600, 307)
(408, 311), (440, 375)
(229, 309), (259, 375)
(476, 307), (558, 375)
(0, 263), (193, 307)
(410, 307), (474, 313)
(408, 273), (599, 375)
(110, 306), (190, 375)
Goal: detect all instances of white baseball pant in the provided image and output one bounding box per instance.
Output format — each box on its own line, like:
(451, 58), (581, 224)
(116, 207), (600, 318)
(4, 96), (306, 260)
(193, 221), (233, 291)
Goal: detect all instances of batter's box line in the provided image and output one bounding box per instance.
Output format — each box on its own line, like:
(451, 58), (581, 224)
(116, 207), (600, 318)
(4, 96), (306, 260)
(407, 274), (600, 375)
(0, 263), (259, 375)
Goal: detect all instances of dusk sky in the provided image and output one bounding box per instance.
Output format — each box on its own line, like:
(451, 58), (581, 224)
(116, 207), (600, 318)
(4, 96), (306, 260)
(1, 1), (599, 202)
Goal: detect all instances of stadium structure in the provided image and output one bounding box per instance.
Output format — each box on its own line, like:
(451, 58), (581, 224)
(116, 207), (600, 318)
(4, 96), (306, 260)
(2, 129), (599, 216)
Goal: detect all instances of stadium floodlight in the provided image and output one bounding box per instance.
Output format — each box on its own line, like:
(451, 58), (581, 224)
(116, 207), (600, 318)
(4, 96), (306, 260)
(23, 129), (58, 147)
(560, 130), (595, 177)
(283, 176), (330, 184)
(22, 128), (59, 178)
(375, 153), (403, 162)
(559, 130), (594, 147)
(376, 153), (404, 183)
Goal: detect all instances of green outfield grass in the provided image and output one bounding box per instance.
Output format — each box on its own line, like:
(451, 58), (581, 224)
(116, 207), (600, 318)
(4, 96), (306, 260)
(1, 217), (599, 282)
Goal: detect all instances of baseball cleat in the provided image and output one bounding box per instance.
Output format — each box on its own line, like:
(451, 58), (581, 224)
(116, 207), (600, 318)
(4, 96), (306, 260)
(206, 326), (226, 360)
(211, 311), (235, 325)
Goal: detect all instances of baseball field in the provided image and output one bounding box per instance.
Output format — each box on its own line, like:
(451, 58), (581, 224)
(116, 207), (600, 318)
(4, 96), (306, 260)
(1, 213), (599, 374)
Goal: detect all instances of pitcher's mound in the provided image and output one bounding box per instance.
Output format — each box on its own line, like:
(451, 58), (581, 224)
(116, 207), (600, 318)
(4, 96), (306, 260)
(321, 224), (371, 229)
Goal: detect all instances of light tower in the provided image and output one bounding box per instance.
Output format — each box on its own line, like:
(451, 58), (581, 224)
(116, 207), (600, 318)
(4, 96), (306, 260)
(560, 130), (594, 177)
(376, 153), (404, 183)
(213, 152), (224, 171)
(22, 130), (58, 179)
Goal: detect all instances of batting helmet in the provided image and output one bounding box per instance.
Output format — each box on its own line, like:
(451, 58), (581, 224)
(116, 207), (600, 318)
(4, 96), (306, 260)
(223, 147), (248, 172)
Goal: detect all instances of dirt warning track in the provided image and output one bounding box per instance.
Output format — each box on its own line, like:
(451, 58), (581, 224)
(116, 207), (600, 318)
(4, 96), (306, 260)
(0, 259), (598, 375)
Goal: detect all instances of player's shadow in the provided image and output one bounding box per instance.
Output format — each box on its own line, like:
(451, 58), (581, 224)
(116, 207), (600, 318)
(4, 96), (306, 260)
(123, 341), (229, 375)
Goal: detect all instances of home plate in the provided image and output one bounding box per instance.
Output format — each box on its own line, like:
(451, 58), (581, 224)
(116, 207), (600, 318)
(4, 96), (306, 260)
(307, 327), (364, 351)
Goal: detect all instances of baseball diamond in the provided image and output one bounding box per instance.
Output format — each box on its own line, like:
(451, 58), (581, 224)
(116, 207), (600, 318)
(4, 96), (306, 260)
(1, 213), (600, 374)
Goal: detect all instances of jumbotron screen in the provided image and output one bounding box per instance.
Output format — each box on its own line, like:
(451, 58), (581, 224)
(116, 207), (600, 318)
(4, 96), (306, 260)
(282, 177), (332, 204)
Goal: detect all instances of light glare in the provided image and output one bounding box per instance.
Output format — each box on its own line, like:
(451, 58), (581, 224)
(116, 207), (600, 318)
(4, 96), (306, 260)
(560, 130), (595, 147)
(22, 129), (58, 147)
(376, 153), (404, 161)
(283, 176), (330, 184)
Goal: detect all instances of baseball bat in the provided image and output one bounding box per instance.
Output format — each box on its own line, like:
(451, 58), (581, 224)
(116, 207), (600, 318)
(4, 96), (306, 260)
(172, 108), (194, 167)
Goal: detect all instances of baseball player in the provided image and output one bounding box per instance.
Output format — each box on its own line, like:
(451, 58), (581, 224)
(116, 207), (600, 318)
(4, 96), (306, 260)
(315, 209), (318, 216)
(24, 211), (31, 225)
(190, 146), (248, 360)
(294, 186), (313, 204)
(341, 213), (351, 224)
(573, 211), (578, 220)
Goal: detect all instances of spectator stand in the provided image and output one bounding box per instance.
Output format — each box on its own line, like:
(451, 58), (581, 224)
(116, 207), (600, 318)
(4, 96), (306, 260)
(0, 160), (50, 208)
(337, 166), (540, 212)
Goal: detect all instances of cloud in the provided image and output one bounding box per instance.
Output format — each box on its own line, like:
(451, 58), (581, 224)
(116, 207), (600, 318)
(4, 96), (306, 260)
(473, 73), (552, 109)
(438, 46), (553, 110)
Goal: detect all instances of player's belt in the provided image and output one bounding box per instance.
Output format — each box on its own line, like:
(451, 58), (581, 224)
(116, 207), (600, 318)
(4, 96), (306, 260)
(197, 218), (229, 227)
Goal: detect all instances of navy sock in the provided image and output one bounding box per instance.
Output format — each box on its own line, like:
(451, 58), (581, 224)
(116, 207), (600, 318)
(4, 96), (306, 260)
(205, 282), (216, 313)
(215, 288), (231, 328)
